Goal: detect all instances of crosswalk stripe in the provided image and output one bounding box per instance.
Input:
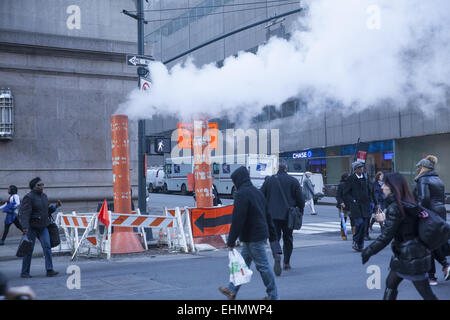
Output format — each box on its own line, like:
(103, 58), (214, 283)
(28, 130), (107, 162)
(294, 221), (380, 235)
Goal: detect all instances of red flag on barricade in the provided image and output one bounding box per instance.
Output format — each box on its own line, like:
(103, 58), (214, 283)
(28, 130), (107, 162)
(98, 199), (110, 226)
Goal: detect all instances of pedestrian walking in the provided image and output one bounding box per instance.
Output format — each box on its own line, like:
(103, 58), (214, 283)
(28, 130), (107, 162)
(344, 162), (378, 252)
(218, 166), (278, 300)
(413, 155), (449, 285)
(369, 171), (386, 232)
(361, 173), (438, 300)
(0, 185), (23, 245)
(303, 172), (317, 215)
(336, 173), (352, 240)
(19, 177), (61, 278)
(260, 161), (304, 275)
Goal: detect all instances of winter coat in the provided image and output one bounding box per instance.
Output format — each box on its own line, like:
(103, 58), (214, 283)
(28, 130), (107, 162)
(373, 181), (386, 210)
(303, 177), (315, 201)
(227, 166), (277, 247)
(19, 190), (57, 229)
(414, 170), (446, 220)
(336, 180), (350, 210)
(343, 173), (377, 219)
(260, 170), (305, 221)
(1, 194), (20, 224)
(363, 193), (431, 275)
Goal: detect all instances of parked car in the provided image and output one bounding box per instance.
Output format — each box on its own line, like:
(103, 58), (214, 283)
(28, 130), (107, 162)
(287, 172), (325, 204)
(146, 167), (166, 193)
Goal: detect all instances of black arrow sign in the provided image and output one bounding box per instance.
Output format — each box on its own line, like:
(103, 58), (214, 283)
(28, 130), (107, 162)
(194, 213), (232, 233)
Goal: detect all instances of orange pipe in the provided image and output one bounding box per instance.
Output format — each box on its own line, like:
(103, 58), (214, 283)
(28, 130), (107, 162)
(110, 114), (144, 254)
(193, 119), (213, 208)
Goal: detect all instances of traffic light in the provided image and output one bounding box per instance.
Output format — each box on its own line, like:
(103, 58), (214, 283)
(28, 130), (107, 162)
(154, 138), (171, 154)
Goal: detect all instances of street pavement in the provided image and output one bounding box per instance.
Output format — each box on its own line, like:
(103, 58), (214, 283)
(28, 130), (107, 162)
(0, 194), (449, 300)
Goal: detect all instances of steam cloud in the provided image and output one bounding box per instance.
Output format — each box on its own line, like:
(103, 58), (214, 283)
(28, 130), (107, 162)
(118, 0), (450, 123)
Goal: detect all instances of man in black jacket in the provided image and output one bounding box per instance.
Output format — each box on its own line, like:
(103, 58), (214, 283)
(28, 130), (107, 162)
(218, 166), (279, 300)
(344, 162), (378, 252)
(260, 161), (305, 275)
(19, 177), (61, 278)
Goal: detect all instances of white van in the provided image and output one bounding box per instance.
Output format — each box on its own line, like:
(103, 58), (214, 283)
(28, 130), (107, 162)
(212, 154), (278, 196)
(146, 167), (166, 193)
(163, 154), (278, 196)
(287, 172), (325, 203)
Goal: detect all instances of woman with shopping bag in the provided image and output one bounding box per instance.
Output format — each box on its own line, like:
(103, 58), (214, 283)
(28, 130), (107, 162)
(218, 166), (279, 300)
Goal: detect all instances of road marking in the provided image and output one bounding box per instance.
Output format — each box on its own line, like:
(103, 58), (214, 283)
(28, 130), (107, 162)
(294, 221), (380, 235)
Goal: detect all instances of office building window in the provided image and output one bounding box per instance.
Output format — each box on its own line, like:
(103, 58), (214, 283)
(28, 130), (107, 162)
(0, 88), (14, 139)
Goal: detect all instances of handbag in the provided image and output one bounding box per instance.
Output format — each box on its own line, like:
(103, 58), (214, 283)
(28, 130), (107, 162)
(47, 223), (61, 248)
(47, 214), (60, 248)
(229, 248), (253, 286)
(416, 206), (450, 250)
(275, 176), (303, 230)
(16, 234), (33, 257)
(374, 206), (385, 223)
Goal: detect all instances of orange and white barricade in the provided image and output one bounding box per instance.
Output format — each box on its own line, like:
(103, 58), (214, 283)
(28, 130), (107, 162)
(163, 207), (196, 253)
(55, 208), (194, 260)
(53, 211), (99, 257)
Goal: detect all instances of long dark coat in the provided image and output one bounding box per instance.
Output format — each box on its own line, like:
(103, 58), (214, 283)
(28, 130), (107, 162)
(343, 173), (377, 219)
(260, 170), (305, 221)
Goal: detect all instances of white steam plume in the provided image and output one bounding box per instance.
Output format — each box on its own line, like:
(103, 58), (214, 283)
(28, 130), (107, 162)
(118, 0), (450, 122)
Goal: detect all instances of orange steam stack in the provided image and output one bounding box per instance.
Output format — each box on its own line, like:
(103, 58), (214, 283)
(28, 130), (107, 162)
(110, 114), (145, 254)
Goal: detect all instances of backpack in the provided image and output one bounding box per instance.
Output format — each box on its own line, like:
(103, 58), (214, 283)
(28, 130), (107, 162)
(417, 206), (450, 250)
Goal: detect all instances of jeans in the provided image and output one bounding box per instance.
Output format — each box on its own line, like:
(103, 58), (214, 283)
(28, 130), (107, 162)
(353, 217), (369, 249)
(228, 241), (279, 300)
(273, 219), (293, 265)
(21, 227), (54, 275)
(385, 270), (437, 300)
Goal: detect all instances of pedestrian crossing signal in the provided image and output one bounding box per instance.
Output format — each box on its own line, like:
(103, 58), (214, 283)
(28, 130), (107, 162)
(154, 138), (171, 153)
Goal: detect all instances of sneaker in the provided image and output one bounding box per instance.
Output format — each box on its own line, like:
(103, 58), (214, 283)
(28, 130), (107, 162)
(273, 254), (282, 276)
(311, 212), (318, 215)
(218, 286), (236, 300)
(46, 270), (59, 277)
(443, 266), (450, 281)
(20, 273), (32, 278)
(0, 239), (4, 245)
(429, 278), (438, 286)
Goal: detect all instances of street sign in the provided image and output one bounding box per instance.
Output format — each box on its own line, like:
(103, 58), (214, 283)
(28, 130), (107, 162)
(140, 78), (151, 91)
(126, 54), (154, 67)
(190, 205), (234, 237)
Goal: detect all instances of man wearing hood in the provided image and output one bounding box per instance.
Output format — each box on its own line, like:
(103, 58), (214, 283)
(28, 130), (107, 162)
(219, 166), (279, 300)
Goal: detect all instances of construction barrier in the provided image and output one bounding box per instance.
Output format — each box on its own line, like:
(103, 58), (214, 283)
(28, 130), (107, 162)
(179, 204), (234, 251)
(55, 208), (194, 260)
(164, 207), (196, 253)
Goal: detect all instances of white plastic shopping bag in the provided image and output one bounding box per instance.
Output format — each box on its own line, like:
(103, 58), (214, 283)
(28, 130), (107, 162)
(229, 248), (253, 286)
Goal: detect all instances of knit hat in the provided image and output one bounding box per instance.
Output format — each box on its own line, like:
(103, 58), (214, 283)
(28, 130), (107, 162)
(29, 177), (42, 190)
(416, 155), (438, 170)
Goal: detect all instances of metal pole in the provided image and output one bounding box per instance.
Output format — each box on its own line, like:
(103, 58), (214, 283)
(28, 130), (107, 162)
(137, 0), (147, 216)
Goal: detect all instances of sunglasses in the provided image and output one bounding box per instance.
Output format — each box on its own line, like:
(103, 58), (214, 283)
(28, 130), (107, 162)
(36, 183), (44, 187)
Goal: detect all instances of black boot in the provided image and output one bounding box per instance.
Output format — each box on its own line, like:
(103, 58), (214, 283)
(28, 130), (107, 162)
(383, 288), (398, 300)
